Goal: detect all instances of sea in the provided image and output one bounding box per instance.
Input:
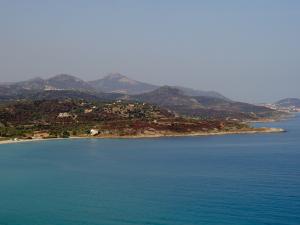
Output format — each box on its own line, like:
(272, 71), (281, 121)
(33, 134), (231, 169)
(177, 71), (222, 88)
(0, 114), (299, 225)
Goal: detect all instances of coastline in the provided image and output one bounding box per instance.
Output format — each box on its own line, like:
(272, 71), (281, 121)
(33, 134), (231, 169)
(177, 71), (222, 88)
(0, 137), (84, 145)
(0, 127), (285, 145)
(247, 113), (296, 123)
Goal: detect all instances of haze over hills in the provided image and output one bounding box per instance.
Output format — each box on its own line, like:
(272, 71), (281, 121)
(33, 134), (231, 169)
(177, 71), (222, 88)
(88, 73), (158, 95)
(88, 73), (228, 99)
(173, 86), (229, 100)
(0, 73), (284, 121)
(0, 73), (228, 99)
(2, 74), (95, 92)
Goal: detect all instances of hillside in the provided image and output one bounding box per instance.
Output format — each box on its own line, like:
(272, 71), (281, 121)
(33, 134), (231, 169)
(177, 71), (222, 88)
(128, 86), (281, 120)
(0, 89), (124, 103)
(129, 86), (202, 110)
(174, 86), (228, 100)
(0, 99), (253, 139)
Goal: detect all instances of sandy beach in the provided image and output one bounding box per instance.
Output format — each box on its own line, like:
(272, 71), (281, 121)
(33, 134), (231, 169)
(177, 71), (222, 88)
(0, 137), (86, 145)
(0, 127), (285, 145)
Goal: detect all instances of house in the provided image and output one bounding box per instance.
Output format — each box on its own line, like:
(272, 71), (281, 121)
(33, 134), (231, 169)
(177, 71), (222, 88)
(84, 109), (93, 113)
(57, 112), (72, 118)
(90, 129), (99, 136)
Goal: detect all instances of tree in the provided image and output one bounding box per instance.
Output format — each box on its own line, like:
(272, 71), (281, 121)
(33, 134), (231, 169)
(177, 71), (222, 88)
(61, 131), (70, 138)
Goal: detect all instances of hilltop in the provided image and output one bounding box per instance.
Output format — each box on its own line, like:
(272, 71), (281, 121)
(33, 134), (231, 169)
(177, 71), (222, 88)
(88, 73), (158, 94)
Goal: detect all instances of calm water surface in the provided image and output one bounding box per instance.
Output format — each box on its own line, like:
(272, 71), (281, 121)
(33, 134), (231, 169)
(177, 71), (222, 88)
(0, 114), (299, 225)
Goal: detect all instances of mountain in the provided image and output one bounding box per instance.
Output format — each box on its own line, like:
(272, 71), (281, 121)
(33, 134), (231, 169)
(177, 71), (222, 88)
(12, 77), (46, 90)
(89, 73), (229, 99)
(128, 86), (280, 120)
(5, 74), (95, 92)
(46, 74), (94, 91)
(89, 73), (158, 94)
(1, 73), (229, 100)
(275, 98), (300, 108)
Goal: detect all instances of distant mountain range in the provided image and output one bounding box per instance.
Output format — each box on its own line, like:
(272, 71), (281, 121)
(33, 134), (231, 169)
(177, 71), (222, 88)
(3, 74), (95, 92)
(0, 73), (227, 99)
(0, 73), (283, 121)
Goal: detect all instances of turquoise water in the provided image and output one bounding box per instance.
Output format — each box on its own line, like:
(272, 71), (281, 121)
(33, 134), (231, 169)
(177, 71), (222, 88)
(0, 115), (299, 225)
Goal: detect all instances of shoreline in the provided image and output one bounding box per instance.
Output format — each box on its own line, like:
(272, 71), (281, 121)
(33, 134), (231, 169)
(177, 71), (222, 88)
(0, 137), (84, 145)
(0, 127), (285, 145)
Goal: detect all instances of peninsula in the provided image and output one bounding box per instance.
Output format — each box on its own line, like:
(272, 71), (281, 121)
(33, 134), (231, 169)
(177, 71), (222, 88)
(0, 74), (287, 144)
(0, 99), (284, 144)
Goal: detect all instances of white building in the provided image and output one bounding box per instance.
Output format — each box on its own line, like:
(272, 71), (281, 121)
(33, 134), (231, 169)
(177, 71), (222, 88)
(90, 129), (99, 136)
(57, 112), (72, 118)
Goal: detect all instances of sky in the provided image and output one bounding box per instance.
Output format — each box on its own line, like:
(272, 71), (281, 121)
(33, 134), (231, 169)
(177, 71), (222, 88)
(0, 0), (299, 102)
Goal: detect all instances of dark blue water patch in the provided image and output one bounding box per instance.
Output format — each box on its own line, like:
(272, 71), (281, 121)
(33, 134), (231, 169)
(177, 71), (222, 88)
(0, 115), (300, 225)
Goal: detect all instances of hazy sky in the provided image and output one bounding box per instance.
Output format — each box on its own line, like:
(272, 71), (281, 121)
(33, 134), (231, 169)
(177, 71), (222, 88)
(0, 0), (299, 102)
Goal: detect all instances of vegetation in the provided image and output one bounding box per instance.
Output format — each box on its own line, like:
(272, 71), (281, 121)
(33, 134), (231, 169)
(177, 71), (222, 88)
(0, 99), (250, 139)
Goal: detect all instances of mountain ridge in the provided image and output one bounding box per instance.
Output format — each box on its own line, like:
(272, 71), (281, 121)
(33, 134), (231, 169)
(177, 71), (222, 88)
(1, 73), (228, 100)
(5, 74), (96, 92)
(127, 86), (281, 120)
